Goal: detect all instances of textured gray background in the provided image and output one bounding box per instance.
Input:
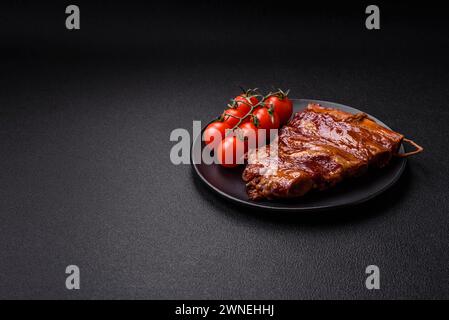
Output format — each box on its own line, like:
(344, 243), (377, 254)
(1, 1), (448, 299)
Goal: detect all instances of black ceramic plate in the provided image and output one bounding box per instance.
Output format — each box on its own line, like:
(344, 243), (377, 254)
(191, 99), (406, 212)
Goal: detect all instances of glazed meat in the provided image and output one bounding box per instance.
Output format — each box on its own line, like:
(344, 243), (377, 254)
(242, 104), (407, 200)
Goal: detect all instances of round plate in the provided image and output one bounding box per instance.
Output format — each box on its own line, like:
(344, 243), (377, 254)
(191, 99), (406, 212)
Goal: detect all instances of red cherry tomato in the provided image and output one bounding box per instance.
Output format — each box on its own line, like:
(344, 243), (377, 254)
(234, 94), (259, 110)
(235, 94), (259, 106)
(238, 121), (259, 149)
(203, 121), (230, 146)
(222, 108), (245, 128)
(217, 135), (246, 168)
(233, 99), (252, 115)
(265, 95), (293, 125)
(252, 106), (280, 130)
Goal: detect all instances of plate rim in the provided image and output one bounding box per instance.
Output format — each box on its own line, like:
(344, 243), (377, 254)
(191, 98), (407, 212)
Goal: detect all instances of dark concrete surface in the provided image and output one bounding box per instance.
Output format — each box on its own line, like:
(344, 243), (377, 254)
(1, 1), (448, 299)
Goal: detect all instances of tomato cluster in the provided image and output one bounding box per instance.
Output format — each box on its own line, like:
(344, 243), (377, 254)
(203, 88), (293, 168)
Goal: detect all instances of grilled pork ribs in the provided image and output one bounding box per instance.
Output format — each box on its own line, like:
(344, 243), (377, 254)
(242, 104), (405, 201)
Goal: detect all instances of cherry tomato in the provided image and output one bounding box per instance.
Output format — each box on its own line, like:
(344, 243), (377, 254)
(234, 94), (259, 113)
(252, 106), (280, 130)
(265, 95), (293, 125)
(235, 94), (259, 106)
(203, 121), (230, 146)
(231, 89), (260, 116)
(222, 108), (245, 128)
(238, 121), (259, 149)
(217, 135), (246, 168)
(232, 99), (252, 116)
